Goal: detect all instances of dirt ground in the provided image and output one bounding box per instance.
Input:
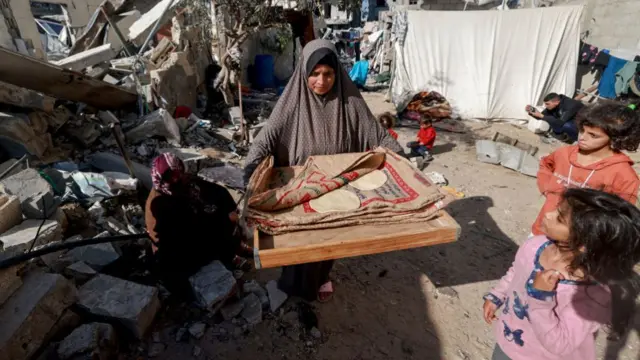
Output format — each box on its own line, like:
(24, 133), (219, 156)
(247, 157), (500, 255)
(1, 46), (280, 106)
(150, 91), (640, 360)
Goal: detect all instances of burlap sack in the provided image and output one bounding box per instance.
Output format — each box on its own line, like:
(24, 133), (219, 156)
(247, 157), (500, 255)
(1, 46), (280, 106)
(247, 148), (449, 235)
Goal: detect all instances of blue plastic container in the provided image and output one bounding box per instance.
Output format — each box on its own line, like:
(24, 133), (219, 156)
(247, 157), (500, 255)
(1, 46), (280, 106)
(253, 55), (276, 90)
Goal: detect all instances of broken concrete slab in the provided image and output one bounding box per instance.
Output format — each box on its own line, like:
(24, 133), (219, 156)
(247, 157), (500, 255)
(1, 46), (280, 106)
(220, 300), (244, 321)
(0, 112), (52, 158)
(67, 232), (120, 271)
(0, 168), (59, 219)
(475, 140), (500, 165)
(0, 265), (22, 307)
(64, 261), (98, 284)
(57, 322), (116, 360)
(0, 81), (55, 112)
(91, 152), (152, 190)
(241, 293), (263, 325)
(228, 106), (242, 125)
(0, 159), (26, 179)
(52, 44), (118, 72)
(125, 109), (181, 146)
(475, 140), (539, 178)
(266, 280), (288, 313)
(44, 309), (82, 344)
(0, 194), (21, 235)
(128, 0), (179, 45)
(77, 275), (160, 339)
(0, 272), (77, 360)
(189, 261), (236, 309)
(0, 220), (62, 261)
(150, 51), (197, 114)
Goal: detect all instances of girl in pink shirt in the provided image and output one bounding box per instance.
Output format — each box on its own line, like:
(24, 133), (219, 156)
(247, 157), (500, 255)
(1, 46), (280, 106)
(482, 188), (640, 360)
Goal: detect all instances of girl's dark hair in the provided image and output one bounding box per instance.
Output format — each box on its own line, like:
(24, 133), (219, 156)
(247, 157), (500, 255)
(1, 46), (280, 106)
(420, 117), (432, 126)
(575, 103), (640, 151)
(378, 112), (395, 129)
(563, 188), (640, 281)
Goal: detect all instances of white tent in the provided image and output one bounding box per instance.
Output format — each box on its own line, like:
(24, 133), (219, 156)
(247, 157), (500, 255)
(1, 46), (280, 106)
(391, 6), (583, 120)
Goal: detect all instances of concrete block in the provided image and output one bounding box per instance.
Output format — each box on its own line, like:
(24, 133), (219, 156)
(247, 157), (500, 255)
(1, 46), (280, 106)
(228, 106), (242, 125)
(0, 194), (21, 235)
(475, 140), (500, 164)
(67, 232), (120, 271)
(189, 261), (236, 309)
(44, 309), (82, 344)
(57, 323), (116, 360)
(243, 280), (269, 309)
(52, 44), (118, 72)
(21, 190), (60, 219)
(0, 272), (77, 360)
(0, 220), (62, 261)
(125, 109), (181, 145)
(0, 112), (51, 158)
(77, 275), (160, 339)
(64, 261), (98, 284)
(0, 168), (59, 219)
(0, 265), (22, 307)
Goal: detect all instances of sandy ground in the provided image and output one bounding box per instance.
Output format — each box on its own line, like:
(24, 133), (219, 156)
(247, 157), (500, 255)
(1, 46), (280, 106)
(150, 91), (640, 360)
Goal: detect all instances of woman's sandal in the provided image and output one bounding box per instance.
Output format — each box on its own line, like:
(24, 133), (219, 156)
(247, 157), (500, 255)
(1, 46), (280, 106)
(317, 281), (334, 303)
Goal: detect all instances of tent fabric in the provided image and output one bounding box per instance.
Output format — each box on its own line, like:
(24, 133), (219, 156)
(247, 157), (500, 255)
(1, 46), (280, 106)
(391, 6), (583, 120)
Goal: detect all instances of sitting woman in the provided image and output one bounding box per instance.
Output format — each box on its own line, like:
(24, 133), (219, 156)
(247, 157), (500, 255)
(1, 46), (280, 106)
(145, 153), (250, 294)
(244, 39), (403, 302)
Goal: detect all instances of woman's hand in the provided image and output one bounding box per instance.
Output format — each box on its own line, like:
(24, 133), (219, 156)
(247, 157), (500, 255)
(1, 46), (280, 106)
(533, 269), (564, 292)
(483, 299), (498, 324)
(229, 211), (239, 223)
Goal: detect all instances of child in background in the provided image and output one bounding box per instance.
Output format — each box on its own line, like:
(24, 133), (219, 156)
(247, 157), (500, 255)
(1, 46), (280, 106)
(407, 118), (436, 164)
(532, 103), (640, 236)
(483, 188), (640, 360)
(378, 112), (398, 140)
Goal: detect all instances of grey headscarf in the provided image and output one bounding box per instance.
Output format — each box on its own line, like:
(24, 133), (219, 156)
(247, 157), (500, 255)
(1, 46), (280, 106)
(243, 39), (403, 182)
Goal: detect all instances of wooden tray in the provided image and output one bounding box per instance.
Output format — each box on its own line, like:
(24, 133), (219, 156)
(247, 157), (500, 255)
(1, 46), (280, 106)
(252, 210), (460, 269)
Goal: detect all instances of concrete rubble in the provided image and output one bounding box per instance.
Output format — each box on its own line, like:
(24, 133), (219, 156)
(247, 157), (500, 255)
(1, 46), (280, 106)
(476, 140), (539, 177)
(189, 260), (237, 309)
(57, 322), (116, 360)
(77, 275), (160, 339)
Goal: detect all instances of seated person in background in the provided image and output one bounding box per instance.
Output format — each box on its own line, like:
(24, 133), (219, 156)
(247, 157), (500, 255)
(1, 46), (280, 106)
(378, 112), (398, 140)
(407, 118), (436, 168)
(145, 153), (252, 295)
(526, 92), (584, 143)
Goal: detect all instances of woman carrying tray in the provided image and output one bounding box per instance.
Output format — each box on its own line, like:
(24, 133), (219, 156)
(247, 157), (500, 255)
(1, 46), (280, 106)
(243, 39), (403, 302)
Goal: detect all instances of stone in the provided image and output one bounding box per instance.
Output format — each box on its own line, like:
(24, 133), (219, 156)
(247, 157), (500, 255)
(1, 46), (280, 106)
(0, 112), (52, 158)
(52, 44), (118, 72)
(0, 265), (22, 307)
(220, 300), (244, 321)
(310, 327), (321, 339)
(33, 239), (71, 272)
(125, 109), (181, 146)
(0, 220), (62, 261)
(0, 159), (26, 180)
(64, 261), (98, 284)
(0, 81), (55, 112)
(241, 293), (263, 326)
(77, 275), (160, 339)
(0, 272), (77, 360)
(0, 194), (21, 235)
(436, 286), (459, 299)
(281, 311), (299, 328)
(67, 233), (120, 271)
(242, 280), (269, 309)
(266, 280), (288, 313)
(188, 322), (206, 339)
(149, 52), (197, 114)
(175, 327), (187, 342)
(44, 309), (82, 343)
(192, 345), (202, 357)
(64, 122), (103, 147)
(189, 261), (236, 309)
(57, 322), (116, 360)
(148, 343), (165, 357)
(0, 168), (59, 219)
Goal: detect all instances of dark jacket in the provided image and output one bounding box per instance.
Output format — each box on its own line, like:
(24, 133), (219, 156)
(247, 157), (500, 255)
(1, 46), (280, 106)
(541, 95), (584, 127)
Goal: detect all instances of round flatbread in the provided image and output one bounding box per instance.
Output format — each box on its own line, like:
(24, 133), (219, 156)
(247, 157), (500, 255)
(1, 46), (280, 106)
(349, 170), (388, 191)
(309, 189), (361, 213)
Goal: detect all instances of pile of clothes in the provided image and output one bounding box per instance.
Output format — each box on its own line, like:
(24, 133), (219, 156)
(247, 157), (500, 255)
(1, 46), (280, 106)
(401, 91), (452, 121)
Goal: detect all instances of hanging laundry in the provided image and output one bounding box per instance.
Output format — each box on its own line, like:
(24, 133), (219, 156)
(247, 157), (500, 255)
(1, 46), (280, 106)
(592, 51), (611, 73)
(598, 56), (628, 99)
(349, 60), (369, 87)
(615, 61), (640, 96)
(579, 42), (598, 65)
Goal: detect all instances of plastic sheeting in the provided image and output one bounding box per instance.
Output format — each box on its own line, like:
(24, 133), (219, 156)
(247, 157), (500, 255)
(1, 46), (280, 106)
(391, 6), (583, 120)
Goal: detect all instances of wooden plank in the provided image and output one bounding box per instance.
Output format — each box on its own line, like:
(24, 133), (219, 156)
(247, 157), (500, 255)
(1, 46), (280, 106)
(254, 211), (460, 269)
(0, 47), (138, 110)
